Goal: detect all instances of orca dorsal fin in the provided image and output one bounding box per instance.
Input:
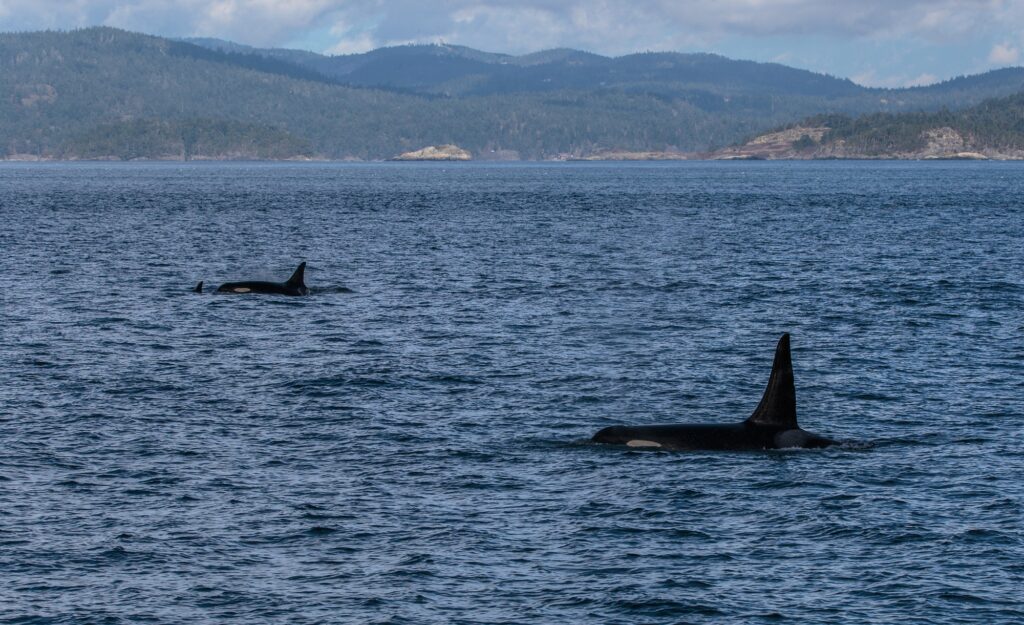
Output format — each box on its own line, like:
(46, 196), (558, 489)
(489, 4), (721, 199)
(194, 281), (203, 293)
(286, 262), (306, 287)
(745, 333), (798, 428)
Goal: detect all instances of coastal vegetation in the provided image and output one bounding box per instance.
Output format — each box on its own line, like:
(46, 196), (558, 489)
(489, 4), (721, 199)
(59, 119), (312, 160)
(714, 92), (1024, 159)
(3, 27), (1024, 160)
(810, 92), (1024, 155)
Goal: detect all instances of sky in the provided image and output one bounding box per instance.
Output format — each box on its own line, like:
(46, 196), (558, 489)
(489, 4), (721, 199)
(0, 0), (1022, 86)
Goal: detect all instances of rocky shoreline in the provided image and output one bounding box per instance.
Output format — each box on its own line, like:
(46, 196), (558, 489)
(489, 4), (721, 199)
(5, 137), (1024, 163)
(391, 145), (472, 161)
(708, 125), (1024, 161)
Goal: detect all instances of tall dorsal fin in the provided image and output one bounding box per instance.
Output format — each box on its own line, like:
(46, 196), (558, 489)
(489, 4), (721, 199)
(286, 262), (306, 287)
(746, 333), (798, 428)
(194, 281), (203, 293)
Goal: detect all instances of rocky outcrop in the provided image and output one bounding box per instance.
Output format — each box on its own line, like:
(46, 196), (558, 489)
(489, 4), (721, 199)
(923, 127), (965, 154)
(16, 83), (58, 107)
(710, 126), (828, 160)
(923, 152), (989, 160)
(711, 125), (1024, 160)
(392, 144), (471, 161)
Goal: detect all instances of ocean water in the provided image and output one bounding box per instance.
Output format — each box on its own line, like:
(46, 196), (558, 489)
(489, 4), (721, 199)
(0, 161), (1022, 624)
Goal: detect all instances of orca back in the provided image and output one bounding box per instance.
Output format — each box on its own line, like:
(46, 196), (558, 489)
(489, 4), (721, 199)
(591, 333), (835, 451)
(212, 262), (309, 296)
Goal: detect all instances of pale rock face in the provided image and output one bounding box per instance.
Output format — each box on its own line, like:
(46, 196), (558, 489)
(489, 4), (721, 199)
(923, 127), (965, 154)
(749, 126), (828, 146)
(710, 122), (1024, 161)
(17, 83), (58, 107)
(711, 126), (828, 160)
(393, 144), (472, 161)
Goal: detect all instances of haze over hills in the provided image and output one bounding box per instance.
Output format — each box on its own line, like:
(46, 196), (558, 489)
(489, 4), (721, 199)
(185, 37), (1024, 108)
(185, 37), (864, 99)
(2, 27), (1024, 160)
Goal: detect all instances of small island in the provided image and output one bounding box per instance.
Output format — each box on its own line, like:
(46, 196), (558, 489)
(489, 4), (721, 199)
(392, 145), (472, 161)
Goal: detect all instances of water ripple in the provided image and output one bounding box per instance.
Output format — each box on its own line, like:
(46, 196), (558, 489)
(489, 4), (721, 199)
(0, 161), (1022, 624)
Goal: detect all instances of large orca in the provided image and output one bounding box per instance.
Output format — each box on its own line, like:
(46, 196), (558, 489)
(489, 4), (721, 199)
(208, 262), (309, 296)
(592, 334), (835, 450)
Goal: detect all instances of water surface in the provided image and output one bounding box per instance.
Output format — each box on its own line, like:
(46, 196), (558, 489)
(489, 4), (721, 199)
(1, 161), (1022, 624)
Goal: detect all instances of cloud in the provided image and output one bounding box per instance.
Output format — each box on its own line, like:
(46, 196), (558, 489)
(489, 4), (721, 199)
(988, 41), (1021, 64)
(327, 0), (1018, 54)
(905, 72), (939, 87)
(851, 69), (940, 88)
(325, 29), (376, 55)
(0, 0), (337, 45)
(0, 0), (1020, 63)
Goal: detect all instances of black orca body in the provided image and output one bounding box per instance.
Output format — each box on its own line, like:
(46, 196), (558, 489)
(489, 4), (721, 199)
(214, 262), (309, 296)
(592, 334), (835, 451)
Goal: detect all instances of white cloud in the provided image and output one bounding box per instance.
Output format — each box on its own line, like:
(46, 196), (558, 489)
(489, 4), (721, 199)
(446, 5), (569, 51)
(905, 72), (939, 86)
(325, 31), (377, 55)
(344, 0), (1020, 54)
(851, 69), (885, 87)
(0, 0), (337, 46)
(0, 0), (1021, 62)
(851, 69), (939, 88)
(988, 41), (1020, 64)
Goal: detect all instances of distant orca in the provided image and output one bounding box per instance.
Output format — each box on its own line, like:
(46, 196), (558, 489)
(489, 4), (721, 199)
(193, 281), (203, 293)
(212, 262), (310, 296)
(592, 334), (835, 450)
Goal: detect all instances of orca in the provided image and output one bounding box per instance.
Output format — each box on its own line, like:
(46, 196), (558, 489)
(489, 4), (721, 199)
(193, 281), (203, 293)
(213, 262), (309, 296)
(591, 334), (835, 450)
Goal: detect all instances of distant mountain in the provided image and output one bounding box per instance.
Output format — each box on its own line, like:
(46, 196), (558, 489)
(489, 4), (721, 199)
(188, 37), (865, 98)
(3, 28), (746, 160)
(711, 92), (1024, 160)
(3, 27), (1024, 161)
(1, 29), (407, 159)
(187, 37), (1024, 108)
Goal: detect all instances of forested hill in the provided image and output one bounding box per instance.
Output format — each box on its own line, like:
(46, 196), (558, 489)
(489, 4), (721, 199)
(186, 38), (863, 98)
(712, 92), (1024, 160)
(187, 36), (1024, 110)
(813, 91), (1024, 158)
(3, 27), (1024, 161)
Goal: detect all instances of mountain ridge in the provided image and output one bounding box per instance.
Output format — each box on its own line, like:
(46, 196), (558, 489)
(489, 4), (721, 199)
(184, 35), (1024, 102)
(3, 27), (1023, 161)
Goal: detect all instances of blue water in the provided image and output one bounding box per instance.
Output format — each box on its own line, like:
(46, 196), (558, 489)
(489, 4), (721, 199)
(1, 161), (1022, 624)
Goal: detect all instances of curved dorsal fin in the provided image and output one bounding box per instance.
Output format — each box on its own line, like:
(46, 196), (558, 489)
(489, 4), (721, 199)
(286, 262), (306, 287)
(746, 333), (798, 428)
(194, 281), (203, 293)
